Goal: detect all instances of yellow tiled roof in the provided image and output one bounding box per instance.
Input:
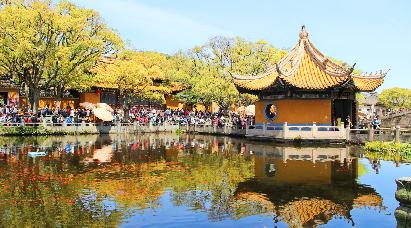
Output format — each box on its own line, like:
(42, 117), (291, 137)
(351, 72), (386, 91)
(233, 69), (279, 90)
(279, 198), (348, 226)
(280, 52), (348, 90)
(353, 194), (383, 208)
(233, 26), (388, 92)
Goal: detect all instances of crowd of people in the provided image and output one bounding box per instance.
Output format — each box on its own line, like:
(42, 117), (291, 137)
(0, 104), (254, 128)
(2, 103), (400, 130)
(127, 107), (253, 128)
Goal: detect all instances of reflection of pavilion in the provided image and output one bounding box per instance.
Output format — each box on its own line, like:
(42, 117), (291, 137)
(235, 145), (383, 227)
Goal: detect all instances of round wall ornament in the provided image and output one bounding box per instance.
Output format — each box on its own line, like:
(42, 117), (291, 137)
(264, 103), (278, 120)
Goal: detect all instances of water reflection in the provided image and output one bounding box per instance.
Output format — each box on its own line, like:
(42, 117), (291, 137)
(0, 134), (407, 227)
(237, 145), (384, 227)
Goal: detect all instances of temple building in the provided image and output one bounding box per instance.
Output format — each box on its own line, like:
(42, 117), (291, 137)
(234, 26), (388, 129)
(0, 76), (18, 106)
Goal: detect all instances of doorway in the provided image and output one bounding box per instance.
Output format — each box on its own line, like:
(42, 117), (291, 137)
(332, 99), (355, 127)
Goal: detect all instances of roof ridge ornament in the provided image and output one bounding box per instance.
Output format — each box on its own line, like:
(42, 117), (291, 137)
(299, 25), (309, 40)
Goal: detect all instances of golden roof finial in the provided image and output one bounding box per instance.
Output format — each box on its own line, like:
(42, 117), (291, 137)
(300, 25), (309, 39)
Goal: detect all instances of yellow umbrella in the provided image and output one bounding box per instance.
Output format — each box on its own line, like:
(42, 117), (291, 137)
(93, 107), (113, 121)
(96, 103), (114, 113)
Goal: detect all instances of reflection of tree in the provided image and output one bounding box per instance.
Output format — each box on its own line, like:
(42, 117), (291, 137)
(81, 162), (176, 209)
(0, 159), (123, 227)
(167, 153), (254, 221)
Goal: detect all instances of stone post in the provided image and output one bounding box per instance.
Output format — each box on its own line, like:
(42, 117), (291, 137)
(262, 123), (266, 136)
(340, 123), (345, 139)
(346, 127), (351, 141)
(117, 121), (121, 133)
(395, 125), (401, 143)
(312, 122), (316, 139)
(368, 126), (374, 142)
(283, 122), (288, 139)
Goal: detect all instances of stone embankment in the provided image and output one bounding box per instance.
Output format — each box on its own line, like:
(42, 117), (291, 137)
(0, 123), (180, 136)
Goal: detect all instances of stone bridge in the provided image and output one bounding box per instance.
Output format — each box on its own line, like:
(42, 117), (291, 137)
(381, 111), (411, 128)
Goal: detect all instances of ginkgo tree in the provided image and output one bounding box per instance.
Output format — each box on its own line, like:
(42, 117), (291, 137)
(95, 51), (172, 119)
(0, 0), (122, 112)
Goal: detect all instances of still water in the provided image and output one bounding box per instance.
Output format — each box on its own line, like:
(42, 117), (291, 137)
(0, 133), (409, 227)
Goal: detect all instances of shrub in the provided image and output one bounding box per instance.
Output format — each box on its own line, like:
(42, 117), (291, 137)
(0, 126), (66, 136)
(365, 141), (411, 161)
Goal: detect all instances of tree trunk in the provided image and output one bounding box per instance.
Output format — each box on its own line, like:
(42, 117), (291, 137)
(24, 84), (31, 110)
(56, 88), (63, 110)
(32, 89), (40, 114)
(56, 100), (62, 110)
(122, 93), (129, 122)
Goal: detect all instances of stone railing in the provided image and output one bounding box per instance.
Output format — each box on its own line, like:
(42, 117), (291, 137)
(246, 122), (346, 140)
(347, 126), (411, 144)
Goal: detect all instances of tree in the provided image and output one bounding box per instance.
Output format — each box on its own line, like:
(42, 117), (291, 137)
(356, 93), (366, 106)
(171, 37), (286, 110)
(0, 0), (122, 112)
(238, 93), (259, 107)
(95, 51), (172, 120)
(378, 87), (411, 110)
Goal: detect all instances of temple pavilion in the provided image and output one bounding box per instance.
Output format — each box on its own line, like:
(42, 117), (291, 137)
(234, 26), (388, 129)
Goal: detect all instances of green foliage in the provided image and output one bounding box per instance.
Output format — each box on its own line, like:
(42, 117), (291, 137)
(358, 163), (369, 177)
(365, 141), (411, 162)
(378, 87), (411, 110)
(171, 37), (286, 109)
(95, 51), (172, 106)
(175, 128), (184, 135)
(356, 93), (366, 105)
(0, 125), (56, 135)
(293, 135), (303, 144)
(0, 0), (123, 111)
(239, 93), (259, 106)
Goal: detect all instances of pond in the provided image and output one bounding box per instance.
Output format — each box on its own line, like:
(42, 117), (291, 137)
(0, 133), (409, 227)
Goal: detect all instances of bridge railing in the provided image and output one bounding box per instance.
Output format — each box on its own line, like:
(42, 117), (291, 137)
(246, 122), (345, 140)
(184, 123), (246, 135)
(347, 126), (410, 144)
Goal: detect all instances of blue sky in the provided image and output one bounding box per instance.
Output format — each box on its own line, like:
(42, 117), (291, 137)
(72, 0), (411, 90)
